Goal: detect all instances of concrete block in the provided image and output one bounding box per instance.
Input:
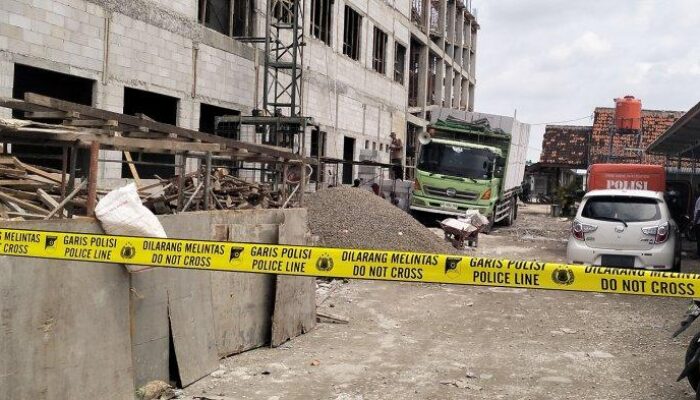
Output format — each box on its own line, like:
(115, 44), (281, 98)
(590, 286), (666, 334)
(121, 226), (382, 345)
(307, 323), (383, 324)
(8, 13), (31, 29)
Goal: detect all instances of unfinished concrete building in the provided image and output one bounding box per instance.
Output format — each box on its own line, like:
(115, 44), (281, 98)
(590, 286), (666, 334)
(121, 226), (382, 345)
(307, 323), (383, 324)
(0, 0), (478, 185)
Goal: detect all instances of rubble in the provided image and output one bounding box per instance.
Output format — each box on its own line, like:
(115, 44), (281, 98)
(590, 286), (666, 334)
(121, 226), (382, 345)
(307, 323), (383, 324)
(306, 186), (455, 253)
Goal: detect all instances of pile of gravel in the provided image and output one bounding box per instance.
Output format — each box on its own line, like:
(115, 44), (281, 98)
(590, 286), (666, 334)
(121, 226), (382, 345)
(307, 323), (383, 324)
(306, 186), (454, 254)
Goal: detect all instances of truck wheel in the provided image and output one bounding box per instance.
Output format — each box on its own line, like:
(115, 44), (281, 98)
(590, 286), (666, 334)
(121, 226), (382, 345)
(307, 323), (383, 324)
(482, 217), (494, 234)
(503, 200), (515, 227)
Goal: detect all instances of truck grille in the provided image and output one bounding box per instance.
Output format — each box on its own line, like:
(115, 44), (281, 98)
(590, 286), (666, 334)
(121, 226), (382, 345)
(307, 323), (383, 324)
(424, 186), (479, 201)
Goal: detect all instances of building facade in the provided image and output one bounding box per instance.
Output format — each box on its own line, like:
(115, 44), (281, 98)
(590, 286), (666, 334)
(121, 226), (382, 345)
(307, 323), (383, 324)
(0, 0), (478, 183)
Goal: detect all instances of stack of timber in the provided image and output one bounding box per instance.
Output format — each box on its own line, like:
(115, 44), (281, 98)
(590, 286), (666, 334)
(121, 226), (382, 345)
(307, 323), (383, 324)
(143, 168), (284, 214)
(0, 156), (84, 220)
(0, 160), (284, 220)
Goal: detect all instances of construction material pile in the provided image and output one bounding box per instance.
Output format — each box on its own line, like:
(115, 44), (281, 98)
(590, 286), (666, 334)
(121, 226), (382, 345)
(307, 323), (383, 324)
(0, 158), (282, 220)
(143, 168), (283, 213)
(0, 156), (86, 220)
(306, 186), (455, 254)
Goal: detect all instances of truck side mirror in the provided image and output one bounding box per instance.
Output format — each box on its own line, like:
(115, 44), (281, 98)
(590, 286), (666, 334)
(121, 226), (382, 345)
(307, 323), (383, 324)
(495, 166), (504, 178)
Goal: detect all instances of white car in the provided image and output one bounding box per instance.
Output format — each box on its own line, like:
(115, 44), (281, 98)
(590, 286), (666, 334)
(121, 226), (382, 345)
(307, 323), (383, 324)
(566, 189), (681, 272)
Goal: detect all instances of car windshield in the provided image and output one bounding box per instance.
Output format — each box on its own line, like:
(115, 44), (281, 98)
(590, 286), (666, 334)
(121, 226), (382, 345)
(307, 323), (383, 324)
(417, 142), (495, 180)
(581, 196), (661, 222)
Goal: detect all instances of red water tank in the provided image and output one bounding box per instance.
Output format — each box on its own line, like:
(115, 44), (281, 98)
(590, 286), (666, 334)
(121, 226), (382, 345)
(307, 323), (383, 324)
(614, 95), (642, 131)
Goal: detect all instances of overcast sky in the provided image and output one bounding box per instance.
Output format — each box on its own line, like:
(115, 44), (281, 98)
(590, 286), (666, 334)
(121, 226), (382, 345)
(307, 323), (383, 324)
(472, 0), (700, 162)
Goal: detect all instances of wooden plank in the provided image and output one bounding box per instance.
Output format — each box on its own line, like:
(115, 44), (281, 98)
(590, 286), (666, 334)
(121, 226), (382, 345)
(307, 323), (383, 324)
(25, 111), (80, 119)
(44, 181), (86, 219)
(123, 152), (142, 187)
(36, 188), (67, 217)
(0, 127), (221, 152)
(93, 135), (221, 152)
(316, 311), (349, 324)
(0, 220), (134, 399)
(13, 158), (63, 183)
(0, 98), (54, 113)
(23, 93), (304, 160)
(63, 119), (118, 127)
(0, 166), (28, 175)
(271, 209), (316, 347)
(0, 191), (48, 215)
(0, 185), (36, 200)
(1, 198), (25, 213)
(0, 179), (49, 186)
(5, 211), (46, 220)
(210, 223), (279, 357)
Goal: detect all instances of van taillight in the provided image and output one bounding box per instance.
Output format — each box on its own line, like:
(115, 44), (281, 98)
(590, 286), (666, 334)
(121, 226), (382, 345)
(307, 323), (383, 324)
(572, 220), (597, 241)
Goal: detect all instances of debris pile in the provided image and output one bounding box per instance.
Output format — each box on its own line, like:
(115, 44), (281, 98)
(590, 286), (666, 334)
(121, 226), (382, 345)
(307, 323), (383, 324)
(0, 156), (86, 220)
(306, 186), (455, 253)
(0, 157), (283, 220)
(143, 167), (283, 213)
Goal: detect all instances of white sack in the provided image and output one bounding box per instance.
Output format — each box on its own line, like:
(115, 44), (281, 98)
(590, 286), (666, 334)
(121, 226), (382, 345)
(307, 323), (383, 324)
(95, 183), (167, 273)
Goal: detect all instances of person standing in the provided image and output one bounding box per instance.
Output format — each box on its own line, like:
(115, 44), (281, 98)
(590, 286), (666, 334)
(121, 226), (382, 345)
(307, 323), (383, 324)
(389, 132), (404, 181)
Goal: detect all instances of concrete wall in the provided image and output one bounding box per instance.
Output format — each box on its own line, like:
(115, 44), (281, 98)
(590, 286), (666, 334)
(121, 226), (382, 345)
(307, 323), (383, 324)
(0, 208), (313, 398)
(0, 0), (478, 183)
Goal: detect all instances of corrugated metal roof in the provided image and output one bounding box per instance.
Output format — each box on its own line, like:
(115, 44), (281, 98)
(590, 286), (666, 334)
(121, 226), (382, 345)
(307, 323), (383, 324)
(647, 100), (700, 158)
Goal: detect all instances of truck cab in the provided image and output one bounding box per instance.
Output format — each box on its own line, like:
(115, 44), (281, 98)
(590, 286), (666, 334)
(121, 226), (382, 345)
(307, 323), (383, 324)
(410, 139), (502, 218)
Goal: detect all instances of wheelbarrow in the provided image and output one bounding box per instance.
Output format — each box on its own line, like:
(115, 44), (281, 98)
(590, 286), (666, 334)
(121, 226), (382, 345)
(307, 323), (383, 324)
(439, 218), (483, 249)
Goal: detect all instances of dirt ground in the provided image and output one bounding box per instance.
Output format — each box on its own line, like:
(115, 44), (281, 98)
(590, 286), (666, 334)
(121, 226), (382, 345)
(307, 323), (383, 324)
(183, 204), (700, 400)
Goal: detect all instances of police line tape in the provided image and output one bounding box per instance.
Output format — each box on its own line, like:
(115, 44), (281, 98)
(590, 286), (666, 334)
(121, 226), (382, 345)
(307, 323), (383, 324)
(0, 227), (697, 298)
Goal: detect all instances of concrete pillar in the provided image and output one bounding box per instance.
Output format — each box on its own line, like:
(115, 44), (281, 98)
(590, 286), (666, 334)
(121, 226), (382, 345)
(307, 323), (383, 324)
(456, 8), (465, 47)
(447, 1), (457, 45)
(461, 78), (468, 110)
(335, 0), (344, 51)
(435, 60), (444, 106)
(463, 49), (471, 75)
(0, 59), (13, 120)
(422, 0), (430, 34)
(437, 0), (447, 47)
(468, 82), (475, 111)
(417, 44), (429, 115)
(452, 74), (461, 109)
(455, 10), (465, 64)
(444, 65), (453, 108)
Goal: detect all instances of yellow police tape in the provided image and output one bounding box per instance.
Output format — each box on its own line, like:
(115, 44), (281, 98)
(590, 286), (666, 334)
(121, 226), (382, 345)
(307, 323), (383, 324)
(0, 227), (697, 298)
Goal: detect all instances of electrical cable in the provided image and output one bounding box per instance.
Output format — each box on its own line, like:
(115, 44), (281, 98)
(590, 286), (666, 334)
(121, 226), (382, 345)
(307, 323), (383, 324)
(528, 114), (594, 126)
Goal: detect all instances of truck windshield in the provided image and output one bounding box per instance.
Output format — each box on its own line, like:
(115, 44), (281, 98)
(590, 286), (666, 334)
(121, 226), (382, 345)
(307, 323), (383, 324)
(581, 196), (661, 223)
(417, 142), (495, 180)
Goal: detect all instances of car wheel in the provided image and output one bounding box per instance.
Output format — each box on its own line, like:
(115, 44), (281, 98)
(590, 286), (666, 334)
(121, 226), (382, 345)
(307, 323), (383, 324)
(686, 332), (700, 391)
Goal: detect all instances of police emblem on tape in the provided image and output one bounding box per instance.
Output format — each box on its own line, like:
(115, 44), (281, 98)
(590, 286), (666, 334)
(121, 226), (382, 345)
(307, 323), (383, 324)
(44, 236), (58, 250)
(229, 246), (244, 262)
(552, 267), (575, 285)
(315, 254), (334, 272)
(120, 243), (136, 260)
(444, 257), (462, 278)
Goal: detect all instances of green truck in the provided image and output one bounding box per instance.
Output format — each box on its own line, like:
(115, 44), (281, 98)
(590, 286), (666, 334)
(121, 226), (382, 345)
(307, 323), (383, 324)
(409, 112), (530, 232)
